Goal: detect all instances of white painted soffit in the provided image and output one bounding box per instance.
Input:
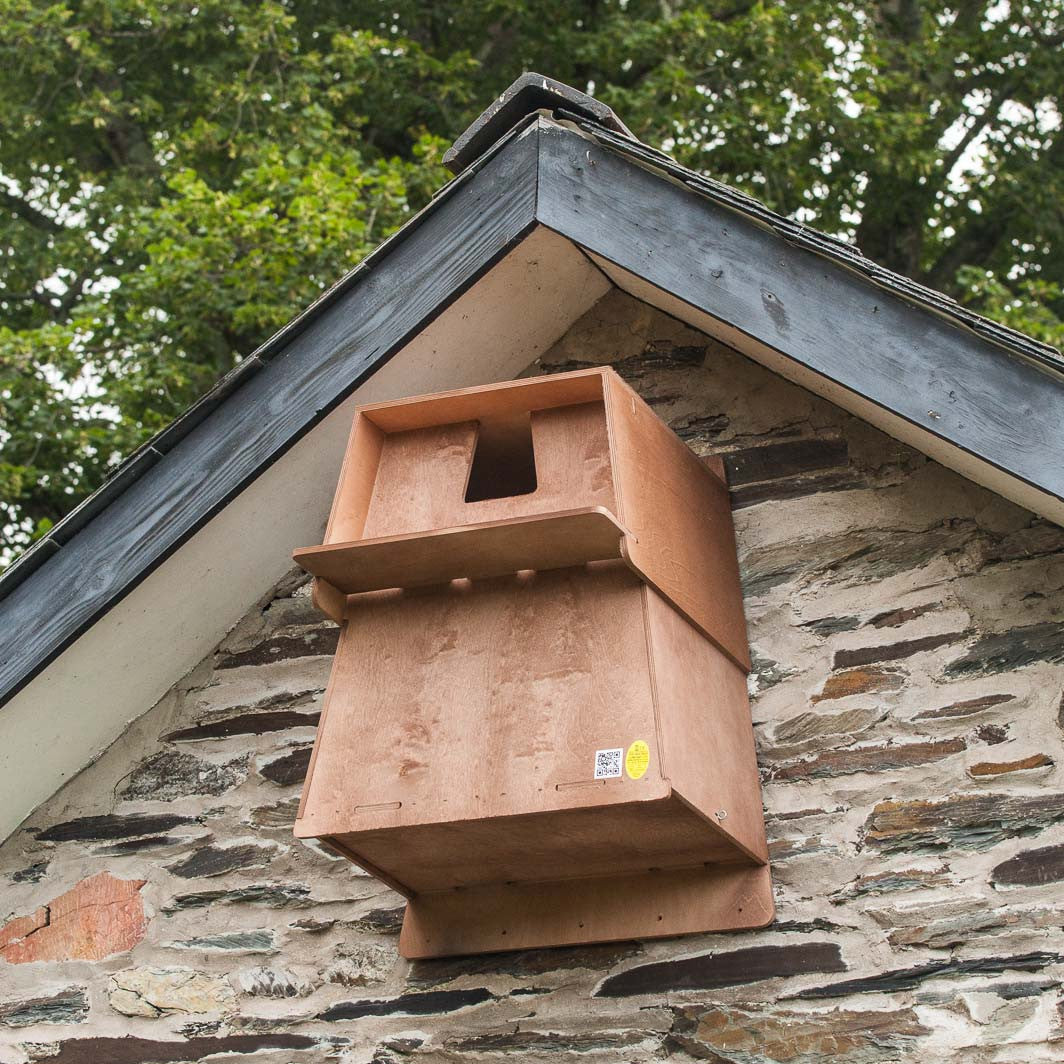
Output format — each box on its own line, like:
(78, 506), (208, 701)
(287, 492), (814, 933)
(584, 251), (1064, 530)
(0, 226), (610, 841)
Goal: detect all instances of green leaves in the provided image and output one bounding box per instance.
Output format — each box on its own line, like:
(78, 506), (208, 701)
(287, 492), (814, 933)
(0, 0), (1061, 565)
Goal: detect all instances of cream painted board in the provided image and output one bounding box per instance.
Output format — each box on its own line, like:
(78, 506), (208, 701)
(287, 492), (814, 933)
(0, 226), (610, 841)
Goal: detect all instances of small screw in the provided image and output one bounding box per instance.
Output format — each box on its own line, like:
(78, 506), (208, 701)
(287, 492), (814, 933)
(715, 809), (728, 820)
(927, 409), (942, 420)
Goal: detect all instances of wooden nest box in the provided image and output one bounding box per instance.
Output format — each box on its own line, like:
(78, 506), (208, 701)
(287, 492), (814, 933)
(293, 367), (772, 957)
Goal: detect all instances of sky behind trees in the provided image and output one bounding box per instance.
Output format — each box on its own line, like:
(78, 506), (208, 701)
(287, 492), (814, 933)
(1, 0), (1061, 563)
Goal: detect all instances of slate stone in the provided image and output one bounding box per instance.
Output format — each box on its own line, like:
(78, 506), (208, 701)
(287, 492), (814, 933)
(833, 631), (966, 669)
(812, 667), (904, 703)
(94, 835), (191, 856)
(409, 941), (642, 987)
(595, 942), (846, 997)
(35, 813), (196, 843)
(162, 709), (321, 743)
(945, 621), (1064, 676)
(731, 470), (863, 509)
(167, 843), (277, 879)
(748, 649), (797, 692)
(249, 797), (301, 828)
(722, 435), (849, 487)
(771, 738), (965, 782)
(319, 987), (493, 1020)
(789, 951), (1060, 999)
(667, 1003), (928, 1061)
(975, 722), (1010, 745)
(450, 1029), (647, 1053)
(830, 867), (951, 902)
(772, 707), (883, 745)
(170, 931), (275, 952)
(800, 615), (861, 636)
(671, 412), (730, 441)
(234, 966), (316, 998)
(865, 793), (1064, 854)
(991, 842), (1064, 887)
(164, 884), (313, 913)
(985, 979), (1060, 1000)
(29, 1034), (316, 1064)
(120, 751), (247, 802)
(867, 602), (940, 628)
(11, 862), (48, 883)
(912, 693), (1015, 720)
(216, 628), (339, 670)
(259, 747), (312, 787)
(348, 906), (406, 935)
(0, 987), (87, 1027)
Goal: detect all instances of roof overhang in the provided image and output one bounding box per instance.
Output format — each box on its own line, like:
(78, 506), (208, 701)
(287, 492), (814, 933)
(1, 113), (1061, 838)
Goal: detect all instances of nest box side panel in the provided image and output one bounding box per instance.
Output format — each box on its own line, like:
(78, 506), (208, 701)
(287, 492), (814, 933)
(294, 564), (667, 844)
(604, 371), (751, 671)
(645, 587), (769, 863)
(324, 412), (385, 544)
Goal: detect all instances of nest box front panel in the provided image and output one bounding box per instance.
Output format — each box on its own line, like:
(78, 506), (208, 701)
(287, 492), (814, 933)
(296, 565), (666, 843)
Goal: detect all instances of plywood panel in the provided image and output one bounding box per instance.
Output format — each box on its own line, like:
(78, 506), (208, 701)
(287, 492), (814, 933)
(332, 398), (616, 542)
(295, 508), (626, 596)
(326, 795), (742, 893)
(324, 413), (385, 544)
(361, 421), (479, 539)
(646, 588), (768, 863)
(605, 371), (751, 670)
(400, 863), (774, 958)
(296, 564), (665, 837)
(359, 366), (606, 433)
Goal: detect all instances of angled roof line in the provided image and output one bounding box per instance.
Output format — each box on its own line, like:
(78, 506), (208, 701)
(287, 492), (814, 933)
(0, 113), (542, 607)
(559, 109), (1062, 376)
(2, 74), (1062, 711)
(0, 114), (542, 706)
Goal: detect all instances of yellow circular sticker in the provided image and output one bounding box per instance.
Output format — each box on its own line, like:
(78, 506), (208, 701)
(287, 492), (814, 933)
(625, 740), (651, 780)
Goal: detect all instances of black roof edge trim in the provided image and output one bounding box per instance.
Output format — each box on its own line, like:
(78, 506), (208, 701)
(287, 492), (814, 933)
(0, 123), (542, 706)
(567, 114), (1062, 375)
(444, 72), (631, 175)
(0, 113), (542, 607)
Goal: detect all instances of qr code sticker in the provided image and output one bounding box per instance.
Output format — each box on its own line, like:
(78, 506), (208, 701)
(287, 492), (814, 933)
(594, 748), (623, 780)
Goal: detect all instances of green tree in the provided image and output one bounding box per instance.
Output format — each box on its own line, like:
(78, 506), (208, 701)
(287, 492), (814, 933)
(2, 0), (1061, 563)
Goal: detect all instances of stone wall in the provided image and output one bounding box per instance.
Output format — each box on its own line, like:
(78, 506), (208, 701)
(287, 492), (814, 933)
(2, 290), (1063, 1063)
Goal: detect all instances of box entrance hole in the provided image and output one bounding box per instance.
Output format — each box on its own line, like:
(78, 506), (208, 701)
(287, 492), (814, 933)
(464, 412), (538, 502)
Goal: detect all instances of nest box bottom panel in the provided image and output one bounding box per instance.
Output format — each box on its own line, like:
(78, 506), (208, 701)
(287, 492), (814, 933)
(295, 562), (772, 956)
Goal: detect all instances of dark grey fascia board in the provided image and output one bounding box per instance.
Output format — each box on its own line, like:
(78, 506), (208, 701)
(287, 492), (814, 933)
(534, 122), (1064, 509)
(0, 119), (542, 708)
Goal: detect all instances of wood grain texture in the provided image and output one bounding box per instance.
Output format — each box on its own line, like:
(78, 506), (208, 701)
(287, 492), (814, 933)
(535, 122), (1064, 509)
(295, 507), (627, 596)
(0, 123), (542, 708)
(295, 564), (667, 840)
(605, 372), (751, 671)
(399, 863), (774, 958)
(645, 588), (767, 862)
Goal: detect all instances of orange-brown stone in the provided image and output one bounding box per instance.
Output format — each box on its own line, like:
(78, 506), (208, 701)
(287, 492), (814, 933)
(0, 872), (147, 964)
(969, 753), (1053, 777)
(812, 667), (902, 703)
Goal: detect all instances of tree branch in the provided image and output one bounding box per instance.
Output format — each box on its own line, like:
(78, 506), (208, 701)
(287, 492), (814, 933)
(0, 187), (63, 234)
